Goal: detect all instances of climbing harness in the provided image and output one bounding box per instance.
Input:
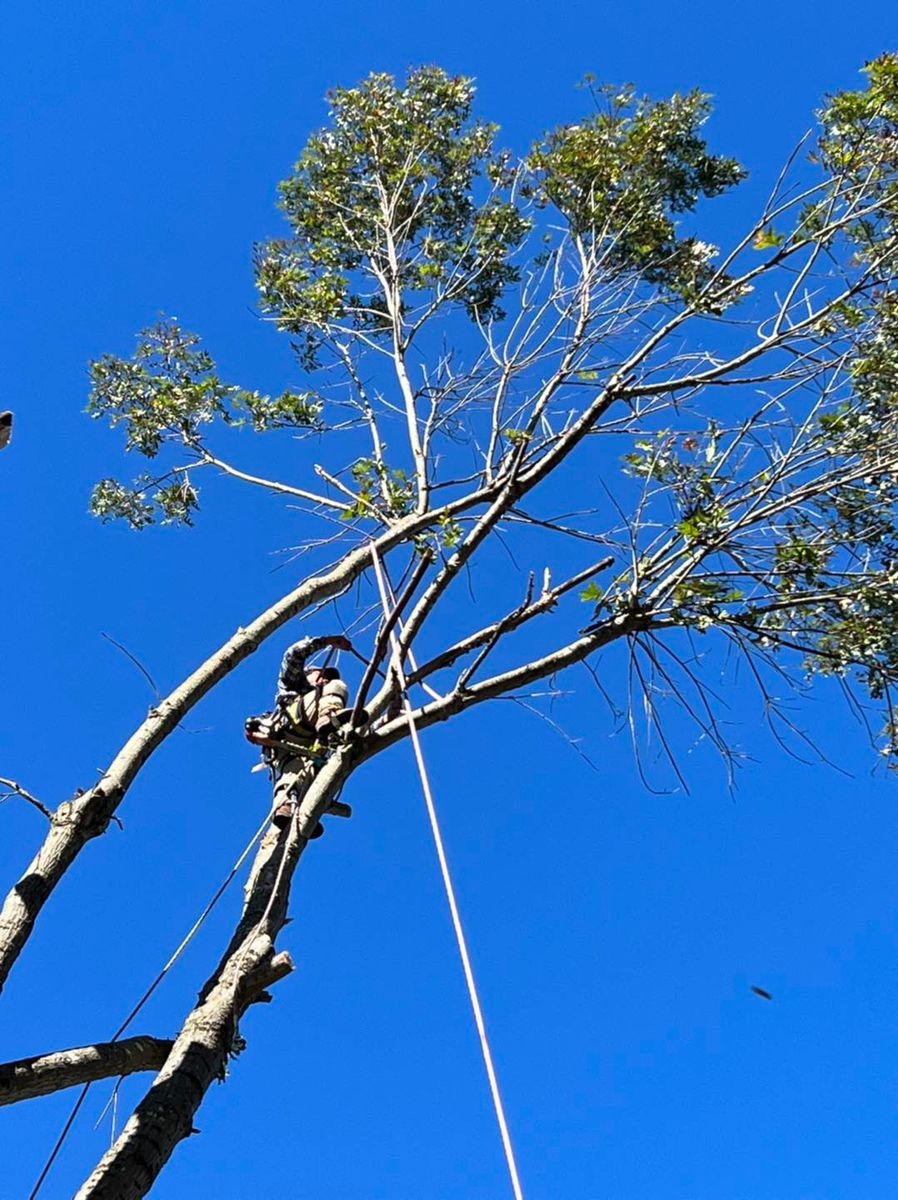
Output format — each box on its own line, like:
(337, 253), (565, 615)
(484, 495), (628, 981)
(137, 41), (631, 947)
(245, 714), (329, 768)
(368, 542), (526, 1200)
(245, 703), (352, 830)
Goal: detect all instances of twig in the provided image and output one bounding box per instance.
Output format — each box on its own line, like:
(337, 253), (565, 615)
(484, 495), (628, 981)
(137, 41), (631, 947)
(0, 777), (54, 822)
(101, 633), (161, 701)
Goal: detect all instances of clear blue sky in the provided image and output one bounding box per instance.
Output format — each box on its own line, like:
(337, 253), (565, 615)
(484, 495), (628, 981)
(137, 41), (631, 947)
(3, 3), (898, 1198)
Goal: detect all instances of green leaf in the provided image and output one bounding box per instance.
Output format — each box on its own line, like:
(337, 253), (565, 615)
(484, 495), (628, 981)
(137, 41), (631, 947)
(753, 226), (785, 250)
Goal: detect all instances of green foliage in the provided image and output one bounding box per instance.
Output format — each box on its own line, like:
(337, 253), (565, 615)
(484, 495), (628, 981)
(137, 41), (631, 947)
(87, 319), (320, 527)
(155, 479), (201, 526)
(340, 458), (415, 522)
(88, 320), (231, 457)
(527, 85), (745, 299)
(240, 388), (323, 433)
(436, 512), (463, 550)
(623, 425), (729, 543)
(505, 428), (532, 445)
(88, 475), (200, 530)
(89, 479), (156, 530)
(773, 533), (831, 593)
(670, 577), (744, 629)
(88, 320), (322, 451)
(753, 226), (785, 250)
(254, 67), (531, 364)
(804, 53), (898, 259)
(817, 583), (898, 697)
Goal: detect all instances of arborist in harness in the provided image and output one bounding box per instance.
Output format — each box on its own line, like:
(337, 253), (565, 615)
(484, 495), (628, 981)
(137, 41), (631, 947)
(245, 634), (357, 837)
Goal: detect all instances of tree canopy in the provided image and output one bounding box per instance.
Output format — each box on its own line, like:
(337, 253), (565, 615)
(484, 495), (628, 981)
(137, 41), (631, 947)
(87, 57), (898, 767)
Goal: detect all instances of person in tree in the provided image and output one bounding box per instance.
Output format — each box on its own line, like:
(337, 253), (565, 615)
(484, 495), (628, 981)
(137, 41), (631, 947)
(272, 633), (354, 829)
(246, 634), (353, 833)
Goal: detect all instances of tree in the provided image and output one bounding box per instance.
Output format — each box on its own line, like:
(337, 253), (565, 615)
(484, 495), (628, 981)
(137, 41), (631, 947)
(3, 57), (898, 1197)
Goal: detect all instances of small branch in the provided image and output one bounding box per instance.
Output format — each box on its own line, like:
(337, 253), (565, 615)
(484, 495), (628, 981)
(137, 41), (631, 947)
(0, 1036), (172, 1107)
(101, 633), (161, 701)
(196, 449), (347, 512)
(456, 574), (535, 692)
(403, 556), (614, 695)
(0, 777), (54, 822)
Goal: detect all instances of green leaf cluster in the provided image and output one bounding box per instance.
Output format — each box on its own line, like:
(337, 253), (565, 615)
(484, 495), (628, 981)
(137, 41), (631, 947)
(803, 53), (898, 261)
(254, 68), (531, 364)
(340, 458), (414, 522)
(88, 475), (200, 530)
(773, 533), (831, 593)
(624, 426), (729, 543)
(527, 86), (745, 299)
(87, 319), (321, 527)
(88, 319), (322, 452)
(88, 320), (231, 457)
(671, 576), (744, 629)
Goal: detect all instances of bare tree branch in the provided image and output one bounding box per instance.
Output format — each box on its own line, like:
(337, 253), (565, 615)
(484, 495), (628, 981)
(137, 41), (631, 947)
(0, 777), (54, 823)
(0, 1037), (172, 1107)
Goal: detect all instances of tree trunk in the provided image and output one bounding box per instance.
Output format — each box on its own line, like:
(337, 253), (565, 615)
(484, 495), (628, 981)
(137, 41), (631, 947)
(74, 750), (353, 1200)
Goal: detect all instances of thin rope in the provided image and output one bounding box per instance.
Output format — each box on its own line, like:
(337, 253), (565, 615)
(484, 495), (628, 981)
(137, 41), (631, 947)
(368, 543), (526, 1200)
(29, 811), (272, 1199)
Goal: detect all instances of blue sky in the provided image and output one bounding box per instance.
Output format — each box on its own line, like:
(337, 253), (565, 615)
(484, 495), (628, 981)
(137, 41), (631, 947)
(3, 2), (898, 1198)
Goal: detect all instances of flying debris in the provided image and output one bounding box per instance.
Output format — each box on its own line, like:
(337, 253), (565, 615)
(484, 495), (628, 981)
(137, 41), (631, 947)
(750, 985), (773, 1001)
(0, 412), (12, 451)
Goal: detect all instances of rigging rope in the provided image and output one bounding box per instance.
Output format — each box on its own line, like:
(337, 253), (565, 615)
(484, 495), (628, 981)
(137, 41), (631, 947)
(368, 542), (526, 1200)
(29, 810), (272, 1199)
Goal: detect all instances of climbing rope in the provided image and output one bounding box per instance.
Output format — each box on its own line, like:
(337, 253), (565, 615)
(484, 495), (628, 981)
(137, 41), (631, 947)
(29, 811), (273, 1199)
(368, 542), (526, 1200)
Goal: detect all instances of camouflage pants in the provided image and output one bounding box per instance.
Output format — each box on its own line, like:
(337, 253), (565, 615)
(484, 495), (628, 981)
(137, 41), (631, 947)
(272, 753), (319, 812)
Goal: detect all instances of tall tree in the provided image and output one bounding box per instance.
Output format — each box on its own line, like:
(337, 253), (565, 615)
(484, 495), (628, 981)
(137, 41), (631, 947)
(4, 57), (898, 1197)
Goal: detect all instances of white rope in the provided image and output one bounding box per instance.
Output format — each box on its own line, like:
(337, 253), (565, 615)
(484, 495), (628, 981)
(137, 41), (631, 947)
(368, 543), (525, 1200)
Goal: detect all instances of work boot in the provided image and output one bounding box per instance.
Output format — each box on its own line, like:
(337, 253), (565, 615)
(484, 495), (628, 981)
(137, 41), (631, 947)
(272, 803), (293, 829)
(272, 803), (324, 839)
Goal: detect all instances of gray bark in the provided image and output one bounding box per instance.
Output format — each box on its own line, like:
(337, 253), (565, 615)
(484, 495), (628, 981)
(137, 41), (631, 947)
(0, 1036), (172, 1106)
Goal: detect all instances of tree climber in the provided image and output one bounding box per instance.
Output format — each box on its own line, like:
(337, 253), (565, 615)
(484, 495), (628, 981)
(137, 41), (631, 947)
(245, 634), (354, 836)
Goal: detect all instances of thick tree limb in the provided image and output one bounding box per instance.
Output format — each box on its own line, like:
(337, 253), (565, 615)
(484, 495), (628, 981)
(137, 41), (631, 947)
(0, 503), (489, 993)
(0, 1036), (172, 1107)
